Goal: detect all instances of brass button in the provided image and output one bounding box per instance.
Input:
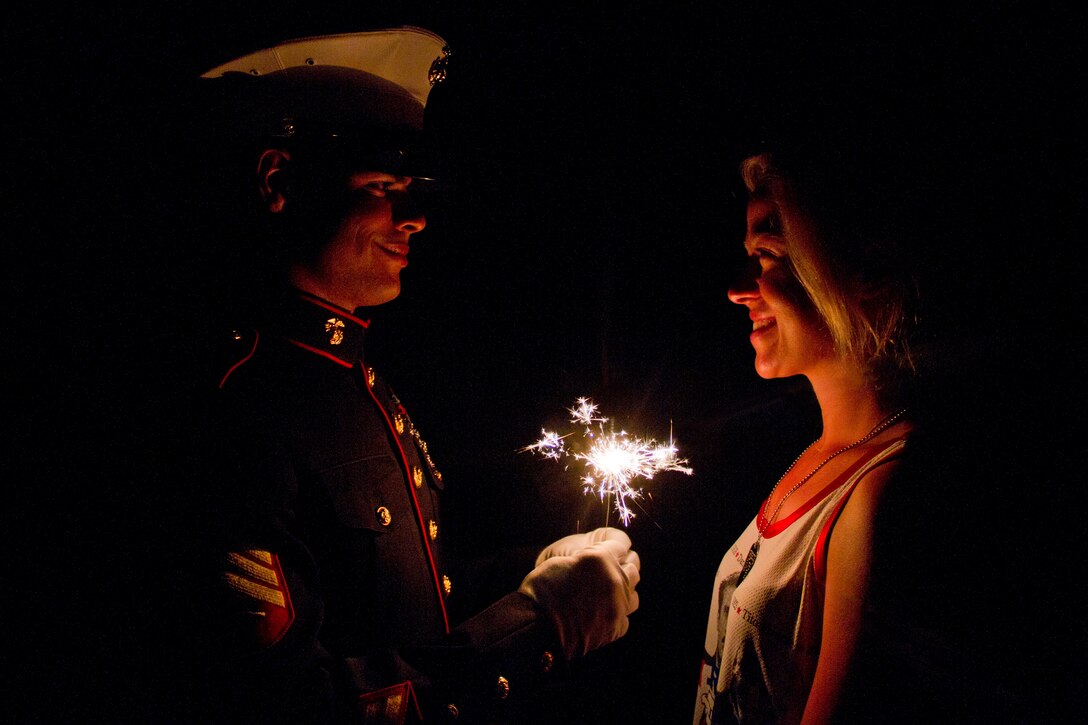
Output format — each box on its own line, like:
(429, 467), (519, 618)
(413, 466), (424, 488)
(394, 414), (405, 434)
(495, 676), (510, 700)
(428, 519), (438, 541)
(375, 506), (392, 527)
(446, 703), (459, 719)
(442, 574), (452, 595)
(540, 651), (554, 673)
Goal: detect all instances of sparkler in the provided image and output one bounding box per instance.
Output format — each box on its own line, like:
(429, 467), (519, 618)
(523, 397), (693, 526)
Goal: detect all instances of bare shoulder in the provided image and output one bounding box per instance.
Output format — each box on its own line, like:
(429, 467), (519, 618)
(840, 452), (904, 517)
(826, 450), (909, 572)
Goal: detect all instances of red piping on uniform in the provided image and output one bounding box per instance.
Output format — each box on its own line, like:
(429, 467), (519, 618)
(265, 552), (296, 648)
(295, 291), (371, 328)
(219, 331), (260, 389)
(363, 368), (450, 634)
(287, 339), (355, 368)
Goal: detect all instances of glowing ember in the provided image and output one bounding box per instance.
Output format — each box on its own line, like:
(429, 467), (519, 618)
(523, 397), (693, 525)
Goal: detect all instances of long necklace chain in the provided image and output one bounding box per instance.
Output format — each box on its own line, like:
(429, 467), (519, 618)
(761, 407), (909, 533)
(736, 407), (909, 585)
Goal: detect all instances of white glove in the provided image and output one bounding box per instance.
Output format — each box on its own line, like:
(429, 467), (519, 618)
(518, 538), (641, 660)
(534, 527), (632, 567)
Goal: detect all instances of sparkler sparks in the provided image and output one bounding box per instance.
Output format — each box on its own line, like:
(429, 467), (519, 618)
(523, 397), (693, 526)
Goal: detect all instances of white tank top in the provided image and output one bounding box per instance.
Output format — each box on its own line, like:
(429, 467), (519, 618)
(694, 437), (907, 725)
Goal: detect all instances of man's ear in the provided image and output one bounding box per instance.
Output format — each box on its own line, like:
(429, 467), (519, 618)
(257, 148), (292, 213)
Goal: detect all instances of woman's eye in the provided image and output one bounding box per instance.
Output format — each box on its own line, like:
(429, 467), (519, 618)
(755, 248), (780, 261)
(363, 181), (390, 195)
(754, 213), (781, 235)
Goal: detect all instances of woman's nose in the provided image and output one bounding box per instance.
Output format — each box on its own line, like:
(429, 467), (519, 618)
(727, 258), (760, 305)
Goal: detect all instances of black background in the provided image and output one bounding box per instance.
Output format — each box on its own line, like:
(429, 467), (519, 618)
(8, 2), (1084, 722)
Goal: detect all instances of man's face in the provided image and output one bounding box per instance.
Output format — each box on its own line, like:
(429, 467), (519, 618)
(288, 170), (426, 311)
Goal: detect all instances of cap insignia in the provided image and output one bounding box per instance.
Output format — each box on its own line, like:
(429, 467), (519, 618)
(428, 45), (451, 86)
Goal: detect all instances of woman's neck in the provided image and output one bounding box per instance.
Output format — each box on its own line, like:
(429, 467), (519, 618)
(807, 365), (894, 452)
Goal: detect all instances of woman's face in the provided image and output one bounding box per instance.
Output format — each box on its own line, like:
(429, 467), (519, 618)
(727, 177), (837, 381)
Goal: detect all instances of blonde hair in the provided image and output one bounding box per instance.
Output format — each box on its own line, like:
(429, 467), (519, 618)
(741, 153), (917, 393)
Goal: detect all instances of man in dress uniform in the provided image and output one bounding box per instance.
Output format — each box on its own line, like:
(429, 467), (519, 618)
(175, 26), (641, 724)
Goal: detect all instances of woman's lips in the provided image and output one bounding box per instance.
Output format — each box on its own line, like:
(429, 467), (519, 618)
(750, 317), (775, 339)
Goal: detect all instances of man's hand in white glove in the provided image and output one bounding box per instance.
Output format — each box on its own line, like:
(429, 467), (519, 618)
(534, 527), (632, 567)
(518, 538), (641, 660)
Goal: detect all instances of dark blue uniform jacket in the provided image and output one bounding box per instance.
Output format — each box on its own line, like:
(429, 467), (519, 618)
(187, 290), (563, 724)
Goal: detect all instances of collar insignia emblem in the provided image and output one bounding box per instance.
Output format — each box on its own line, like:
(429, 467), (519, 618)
(325, 318), (345, 345)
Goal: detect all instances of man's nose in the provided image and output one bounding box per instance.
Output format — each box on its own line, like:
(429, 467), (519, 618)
(393, 194), (426, 233)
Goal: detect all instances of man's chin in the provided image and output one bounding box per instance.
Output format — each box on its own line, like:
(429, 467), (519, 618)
(353, 284), (401, 310)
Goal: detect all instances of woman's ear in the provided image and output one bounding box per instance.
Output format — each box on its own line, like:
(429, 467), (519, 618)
(257, 148), (292, 213)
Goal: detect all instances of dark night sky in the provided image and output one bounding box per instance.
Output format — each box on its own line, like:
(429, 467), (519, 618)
(9, 2), (1084, 721)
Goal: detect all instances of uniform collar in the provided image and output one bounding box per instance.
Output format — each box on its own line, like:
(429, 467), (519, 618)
(276, 289), (370, 367)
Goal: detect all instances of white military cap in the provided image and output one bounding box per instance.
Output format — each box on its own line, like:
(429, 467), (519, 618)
(200, 27), (449, 176)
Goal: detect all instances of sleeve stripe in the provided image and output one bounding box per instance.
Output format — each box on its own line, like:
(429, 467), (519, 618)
(245, 548), (274, 564)
(224, 571), (288, 607)
(227, 551), (281, 586)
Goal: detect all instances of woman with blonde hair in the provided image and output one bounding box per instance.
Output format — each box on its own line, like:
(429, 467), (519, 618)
(694, 142), (926, 723)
